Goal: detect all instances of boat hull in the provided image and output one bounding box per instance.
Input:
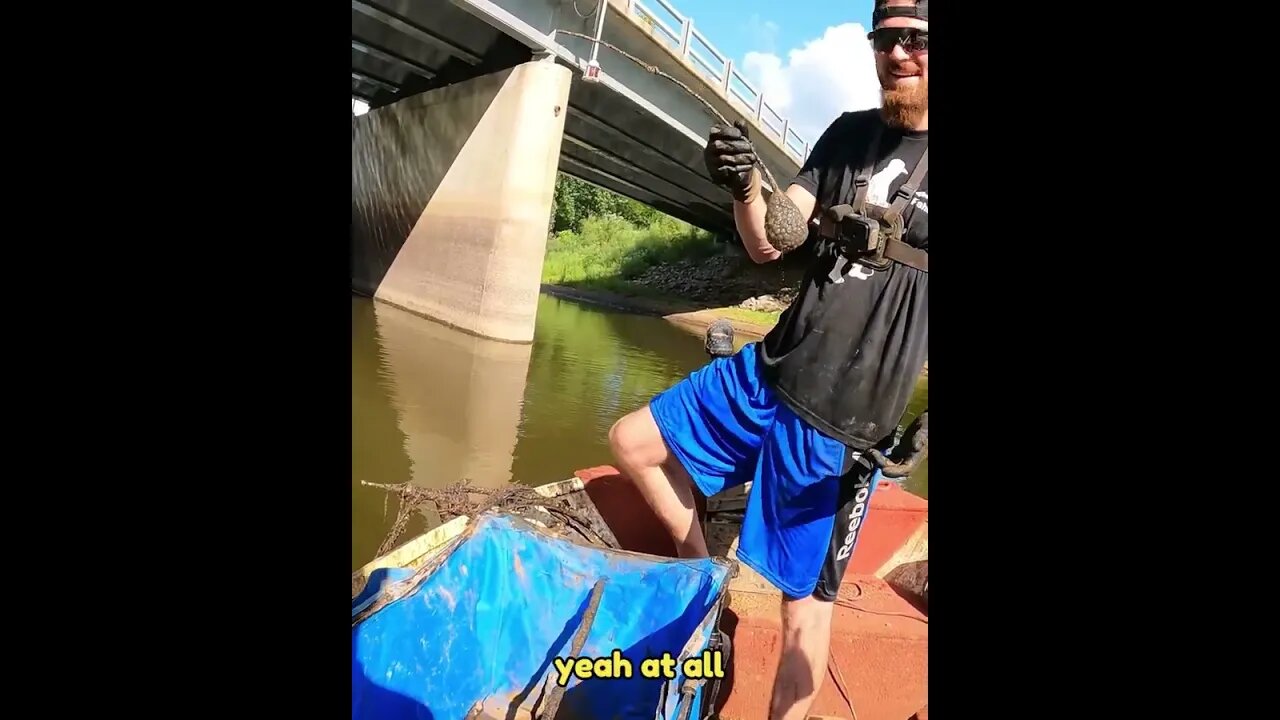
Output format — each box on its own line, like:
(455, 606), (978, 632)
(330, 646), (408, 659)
(352, 467), (928, 720)
(569, 465), (928, 720)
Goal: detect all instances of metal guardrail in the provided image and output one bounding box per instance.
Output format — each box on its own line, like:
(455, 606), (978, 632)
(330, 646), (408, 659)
(623, 0), (810, 162)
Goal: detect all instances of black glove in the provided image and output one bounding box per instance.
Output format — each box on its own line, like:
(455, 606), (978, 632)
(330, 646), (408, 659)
(703, 120), (757, 202)
(868, 409), (928, 479)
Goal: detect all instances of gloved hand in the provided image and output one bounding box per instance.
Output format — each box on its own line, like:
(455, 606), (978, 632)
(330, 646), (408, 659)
(703, 120), (759, 203)
(868, 409), (928, 478)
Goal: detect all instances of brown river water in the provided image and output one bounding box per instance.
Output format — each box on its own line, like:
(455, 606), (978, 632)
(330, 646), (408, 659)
(352, 293), (928, 571)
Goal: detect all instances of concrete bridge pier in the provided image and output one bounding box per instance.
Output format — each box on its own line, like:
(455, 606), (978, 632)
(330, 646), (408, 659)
(352, 58), (572, 343)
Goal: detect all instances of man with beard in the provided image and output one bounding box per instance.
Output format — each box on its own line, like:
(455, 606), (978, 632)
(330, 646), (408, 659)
(607, 1), (929, 718)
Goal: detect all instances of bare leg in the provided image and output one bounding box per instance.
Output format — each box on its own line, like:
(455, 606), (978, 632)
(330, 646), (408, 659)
(769, 595), (834, 720)
(608, 405), (709, 558)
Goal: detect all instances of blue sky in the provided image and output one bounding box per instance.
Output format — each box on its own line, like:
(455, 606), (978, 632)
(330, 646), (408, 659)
(351, 2), (885, 143)
(666, 0), (874, 63)
(640, 0), (883, 146)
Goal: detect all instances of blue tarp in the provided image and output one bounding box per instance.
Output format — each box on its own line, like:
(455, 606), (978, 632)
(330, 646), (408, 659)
(352, 512), (734, 720)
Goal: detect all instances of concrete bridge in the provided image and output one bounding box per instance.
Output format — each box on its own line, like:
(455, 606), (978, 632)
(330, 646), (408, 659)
(352, 0), (813, 342)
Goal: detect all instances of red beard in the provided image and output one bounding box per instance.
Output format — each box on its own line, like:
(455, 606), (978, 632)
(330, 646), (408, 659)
(881, 76), (928, 128)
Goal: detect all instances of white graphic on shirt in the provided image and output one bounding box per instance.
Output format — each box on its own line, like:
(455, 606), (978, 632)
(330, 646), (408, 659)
(842, 263), (875, 281)
(829, 157), (927, 284)
(868, 162), (929, 213)
(866, 159), (907, 207)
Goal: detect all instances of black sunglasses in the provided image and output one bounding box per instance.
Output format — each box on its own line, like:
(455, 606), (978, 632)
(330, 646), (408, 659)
(867, 27), (929, 54)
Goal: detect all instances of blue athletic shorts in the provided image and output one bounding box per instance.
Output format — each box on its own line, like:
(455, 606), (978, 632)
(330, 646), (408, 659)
(649, 342), (883, 601)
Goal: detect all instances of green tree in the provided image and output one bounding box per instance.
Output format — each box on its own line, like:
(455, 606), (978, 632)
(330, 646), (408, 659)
(552, 173), (663, 233)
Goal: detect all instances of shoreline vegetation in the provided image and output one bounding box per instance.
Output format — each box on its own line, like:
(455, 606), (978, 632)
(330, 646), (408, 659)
(542, 174), (800, 332)
(541, 174), (927, 378)
(539, 283), (776, 339)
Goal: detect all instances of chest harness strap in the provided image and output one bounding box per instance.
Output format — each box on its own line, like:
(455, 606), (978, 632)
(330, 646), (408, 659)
(818, 124), (929, 272)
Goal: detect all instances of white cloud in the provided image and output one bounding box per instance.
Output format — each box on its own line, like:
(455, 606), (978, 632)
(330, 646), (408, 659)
(741, 23), (881, 147)
(744, 14), (781, 55)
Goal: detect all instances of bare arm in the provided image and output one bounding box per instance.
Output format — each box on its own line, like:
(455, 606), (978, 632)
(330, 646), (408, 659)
(733, 169), (818, 263)
(703, 120), (820, 262)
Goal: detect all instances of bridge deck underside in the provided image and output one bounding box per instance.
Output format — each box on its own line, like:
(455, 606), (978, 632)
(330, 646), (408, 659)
(351, 0), (774, 234)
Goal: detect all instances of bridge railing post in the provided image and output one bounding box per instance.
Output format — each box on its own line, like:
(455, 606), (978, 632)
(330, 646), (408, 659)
(618, 0), (811, 161)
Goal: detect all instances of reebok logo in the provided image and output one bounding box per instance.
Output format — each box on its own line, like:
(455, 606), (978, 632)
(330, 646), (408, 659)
(834, 474), (873, 562)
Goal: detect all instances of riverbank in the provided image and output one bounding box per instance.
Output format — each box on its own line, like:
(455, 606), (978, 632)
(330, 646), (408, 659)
(541, 198), (807, 337)
(540, 283), (777, 339)
(541, 231), (807, 337)
(540, 282), (928, 378)
(539, 178), (931, 374)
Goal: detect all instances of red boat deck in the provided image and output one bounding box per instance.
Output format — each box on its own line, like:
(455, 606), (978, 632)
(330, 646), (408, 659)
(573, 466), (928, 720)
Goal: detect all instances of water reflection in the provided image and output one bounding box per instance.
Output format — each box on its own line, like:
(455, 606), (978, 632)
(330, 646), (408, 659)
(899, 375), (929, 499)
(351, 296), (533, 568)
(352, 293), (928, 571)
(510, 294), (731, 485)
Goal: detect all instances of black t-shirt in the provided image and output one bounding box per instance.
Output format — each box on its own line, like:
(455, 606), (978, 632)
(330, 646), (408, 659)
(759, 109), (928, 451)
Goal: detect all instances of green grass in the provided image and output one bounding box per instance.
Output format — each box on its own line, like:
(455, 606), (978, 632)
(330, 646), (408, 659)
(714, 306), (783, 326)
(542, 214), (719, 287)
(541, 212), (784, 328)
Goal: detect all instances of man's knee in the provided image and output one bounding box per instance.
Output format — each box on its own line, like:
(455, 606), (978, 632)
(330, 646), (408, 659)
(608, 406), (665, 470)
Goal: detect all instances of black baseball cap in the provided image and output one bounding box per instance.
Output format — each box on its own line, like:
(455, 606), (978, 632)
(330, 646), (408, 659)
(873, 0), (929, 27)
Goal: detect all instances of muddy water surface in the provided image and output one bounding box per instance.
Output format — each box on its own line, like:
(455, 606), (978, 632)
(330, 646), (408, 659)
(352, 293), (927, 571)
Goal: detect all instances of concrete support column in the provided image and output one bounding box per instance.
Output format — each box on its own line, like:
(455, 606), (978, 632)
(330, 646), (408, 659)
(352, 59), (572, 343)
